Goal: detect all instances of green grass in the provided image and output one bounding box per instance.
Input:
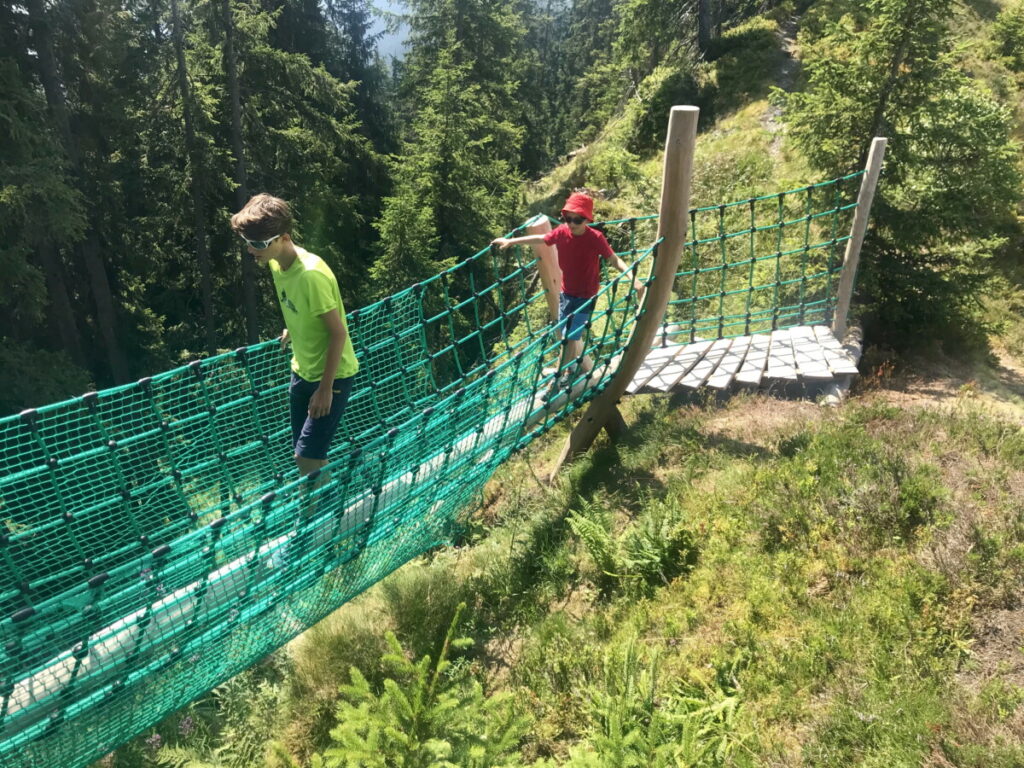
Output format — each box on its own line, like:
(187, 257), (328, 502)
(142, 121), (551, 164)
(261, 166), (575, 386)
(110, 389), (1024, 767)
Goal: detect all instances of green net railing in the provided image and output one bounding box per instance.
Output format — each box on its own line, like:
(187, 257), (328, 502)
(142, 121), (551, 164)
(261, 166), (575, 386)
(0, 229), (653, 768)
(0, 171), (864, 767)
(666, 171), (863, 342)
(586, 170), (864, 346)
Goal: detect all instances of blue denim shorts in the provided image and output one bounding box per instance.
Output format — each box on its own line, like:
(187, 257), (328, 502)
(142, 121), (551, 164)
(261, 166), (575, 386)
(559, 293), (596, 341)
(289, 373), (355, 460)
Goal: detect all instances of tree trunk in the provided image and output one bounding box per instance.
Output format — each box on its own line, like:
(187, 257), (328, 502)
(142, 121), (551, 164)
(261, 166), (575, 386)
(172, 0), (216, 355)
(37, 242), (86, 368)
(697, 0), (715, 55)
(861, 2), (916, 168)
(26, 0), (129, 382)
(222, 0), (258, 345)
(81, 234), (129, 380)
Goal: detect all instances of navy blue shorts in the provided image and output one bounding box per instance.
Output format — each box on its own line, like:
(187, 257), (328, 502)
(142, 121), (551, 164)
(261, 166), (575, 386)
(559, 293), (596, 341)
(289, 373), (355, 460)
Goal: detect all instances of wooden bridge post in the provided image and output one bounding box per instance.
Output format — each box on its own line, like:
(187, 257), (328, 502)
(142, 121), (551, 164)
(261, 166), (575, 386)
(553, 105), (699, 471)
(832, 136), (887, 340)
(525, 215), (561, 323)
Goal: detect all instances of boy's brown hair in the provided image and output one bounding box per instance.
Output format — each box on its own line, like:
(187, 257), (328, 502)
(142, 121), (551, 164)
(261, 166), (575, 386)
(230, 194), (294, 240)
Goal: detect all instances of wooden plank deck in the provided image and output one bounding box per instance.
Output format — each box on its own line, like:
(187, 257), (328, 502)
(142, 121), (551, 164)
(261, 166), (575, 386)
(626, 343), (680, 394)
(790, 325), (833, 380)
(734, 332), (770, 387)
(765, 329), (799, 381)
(680, 337), (732, 389)
(647, 339), (714, 390)
(707, 336), (751, 390)
(629, 324), (860, 394)
(813, 324), (859, 375)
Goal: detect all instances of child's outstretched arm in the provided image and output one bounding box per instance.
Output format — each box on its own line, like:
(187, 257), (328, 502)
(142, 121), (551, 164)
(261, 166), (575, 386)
(491, 234), (547, 250)
(608, 252), (646, 296)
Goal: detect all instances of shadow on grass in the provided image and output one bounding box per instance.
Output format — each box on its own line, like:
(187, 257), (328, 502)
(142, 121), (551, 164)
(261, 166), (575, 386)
(465, 497), (581, 636)
(569, 403), (677, 504)
(963, 0), (1004, 20)
(701, 431), (775, 460)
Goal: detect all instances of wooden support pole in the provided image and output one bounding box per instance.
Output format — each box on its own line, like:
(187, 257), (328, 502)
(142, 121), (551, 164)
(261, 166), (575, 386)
(553, 105), (699, 471)
(832, 137), (887, 340)
(602, 408), (628, 439)
(525, 215), (561, 324)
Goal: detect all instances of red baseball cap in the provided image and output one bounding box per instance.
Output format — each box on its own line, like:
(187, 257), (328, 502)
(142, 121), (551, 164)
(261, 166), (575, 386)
(561, 192), (594, 222)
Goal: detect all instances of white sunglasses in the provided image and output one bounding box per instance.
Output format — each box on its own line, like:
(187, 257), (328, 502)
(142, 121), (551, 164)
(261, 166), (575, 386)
(241, 233), (282, 250)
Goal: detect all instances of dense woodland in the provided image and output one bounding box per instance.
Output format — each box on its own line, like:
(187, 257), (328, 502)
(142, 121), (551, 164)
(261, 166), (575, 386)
(8, 0), (1020, 416)
(1, 0), (769, 413)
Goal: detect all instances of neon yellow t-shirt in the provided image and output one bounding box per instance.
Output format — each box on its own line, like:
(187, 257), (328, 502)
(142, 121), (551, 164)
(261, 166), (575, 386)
(270, 247), (359, 382)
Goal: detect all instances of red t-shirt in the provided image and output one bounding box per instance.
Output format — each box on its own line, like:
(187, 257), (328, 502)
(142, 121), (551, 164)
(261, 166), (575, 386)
(542, 224), (615, 298)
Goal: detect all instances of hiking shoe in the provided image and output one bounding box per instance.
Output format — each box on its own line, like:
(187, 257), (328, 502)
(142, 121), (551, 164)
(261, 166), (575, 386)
(541, 374), (572, 403)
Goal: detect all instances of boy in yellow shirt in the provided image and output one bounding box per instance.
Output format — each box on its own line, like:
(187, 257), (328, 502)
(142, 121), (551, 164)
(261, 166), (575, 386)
(231, 194), (359, 477)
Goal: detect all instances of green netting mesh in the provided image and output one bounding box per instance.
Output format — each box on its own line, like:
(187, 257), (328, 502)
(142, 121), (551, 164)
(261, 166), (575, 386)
(0, 172), (864, 767)
(667, 171), (863, 342)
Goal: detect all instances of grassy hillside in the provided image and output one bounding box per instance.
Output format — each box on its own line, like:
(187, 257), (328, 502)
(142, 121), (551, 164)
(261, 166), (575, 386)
(124, 384), (1022, 767)
(108, 3), (1024, 766)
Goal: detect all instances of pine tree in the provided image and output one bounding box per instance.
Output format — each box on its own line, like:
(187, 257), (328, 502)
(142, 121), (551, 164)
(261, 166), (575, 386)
(319, 605), (527, 767)
(0, 7), (87, 367)
(222, 0), (260, 344)
(373, 0), (524, 296)
(322, 0), (397, 155)
(556, 0), (620, 148)
(227, 0), (384, 309)
(23, 0), (134, 382)
(0, 50), (92, 411)
(782, 0), (1022, 349)
(172, 0), (217, 355)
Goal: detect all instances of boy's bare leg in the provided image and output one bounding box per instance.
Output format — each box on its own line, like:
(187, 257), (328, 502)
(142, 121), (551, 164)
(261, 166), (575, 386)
(560, 340), (594, 375)
(296, 455), (327, 477)
(267, 455), (328, 570)
(296, 455), (330, 516)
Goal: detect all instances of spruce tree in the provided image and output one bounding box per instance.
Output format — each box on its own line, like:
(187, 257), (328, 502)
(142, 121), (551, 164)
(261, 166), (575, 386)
(227, 0), (384, 308)
(783, 0), (1022, 349)
(373, 0), (524, 296)
(0, 53), (92, 410)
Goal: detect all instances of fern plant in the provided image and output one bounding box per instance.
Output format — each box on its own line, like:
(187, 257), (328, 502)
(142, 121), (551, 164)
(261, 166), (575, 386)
(569, 500), (695, 597)
(154, 670), (287, 768)
(619, 500), (696, 595)
(531, 636), (746, 768)
(568, 505), (620, 594)
(317, 603), (528, 767)
(587, 636), (668, 767)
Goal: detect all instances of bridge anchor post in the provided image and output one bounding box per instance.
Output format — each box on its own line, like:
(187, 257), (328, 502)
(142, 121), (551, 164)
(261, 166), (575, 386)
(832, 136), (887, 340)
(553, 105), (699, 472)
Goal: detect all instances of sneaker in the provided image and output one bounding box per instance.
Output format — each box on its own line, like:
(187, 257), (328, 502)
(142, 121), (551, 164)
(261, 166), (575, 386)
(541, 374), (572, 403)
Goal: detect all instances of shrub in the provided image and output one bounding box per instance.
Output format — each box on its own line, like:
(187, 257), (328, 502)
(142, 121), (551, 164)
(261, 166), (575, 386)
(318, 604), (528, 768)
(993, 2), (1024, 71)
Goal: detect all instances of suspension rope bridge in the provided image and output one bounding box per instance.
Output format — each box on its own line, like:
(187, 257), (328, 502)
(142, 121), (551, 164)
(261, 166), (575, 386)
(0, 108), (885, 767)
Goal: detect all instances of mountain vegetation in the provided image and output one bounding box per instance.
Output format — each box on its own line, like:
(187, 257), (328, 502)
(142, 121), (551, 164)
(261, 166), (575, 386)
(9, 0), (1018, 416)
(2, 0), (1022, 764)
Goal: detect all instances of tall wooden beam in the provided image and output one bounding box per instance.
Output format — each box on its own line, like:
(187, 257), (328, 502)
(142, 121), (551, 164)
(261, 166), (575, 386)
(553, 105), (699, 471)
(525, 215), (561, 323)
(832, 137), (887, 340)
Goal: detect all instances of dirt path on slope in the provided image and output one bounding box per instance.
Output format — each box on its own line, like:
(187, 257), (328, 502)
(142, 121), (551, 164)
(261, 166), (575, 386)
(855, 345), (1024, 424)
(762, 14), (801, 158)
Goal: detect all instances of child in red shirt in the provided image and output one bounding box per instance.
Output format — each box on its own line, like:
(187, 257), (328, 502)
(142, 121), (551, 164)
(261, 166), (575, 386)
(492, 192), (645, 391)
